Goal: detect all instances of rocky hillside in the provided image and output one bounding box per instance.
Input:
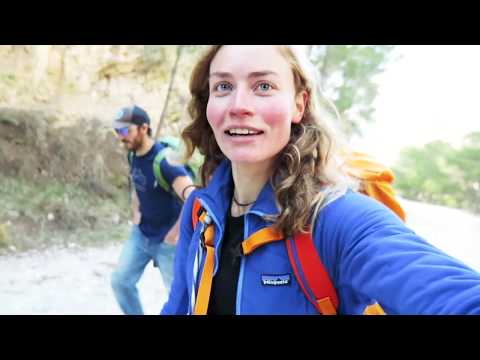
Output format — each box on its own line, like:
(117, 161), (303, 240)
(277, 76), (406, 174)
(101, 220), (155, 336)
(0, 107), (131, 252)
(0, 45), (204, 253)
(0, 45), (197, 133)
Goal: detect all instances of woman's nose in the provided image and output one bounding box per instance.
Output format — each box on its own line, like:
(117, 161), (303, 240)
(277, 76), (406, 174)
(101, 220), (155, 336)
(229, 87), (254, 118)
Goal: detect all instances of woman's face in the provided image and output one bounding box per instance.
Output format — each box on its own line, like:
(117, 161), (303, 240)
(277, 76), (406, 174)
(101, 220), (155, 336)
(206, 45), (306, 166)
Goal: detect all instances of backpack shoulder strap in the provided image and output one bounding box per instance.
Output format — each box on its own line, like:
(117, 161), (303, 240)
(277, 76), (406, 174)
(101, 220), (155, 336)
(286, 232), (338, 315)
(191, 199), (339, 315)
(190, 199), (383, 315)
(127, 151), (134, 167)
(287, 230), (387, 315)
(152, 143), (172, 192)
(160, 136), (181, 150)
(192, 198), (203, 229)
(126, 151), (134, 203)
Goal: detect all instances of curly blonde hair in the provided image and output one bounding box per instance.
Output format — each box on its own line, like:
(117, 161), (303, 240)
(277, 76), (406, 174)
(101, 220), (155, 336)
(182, 45), (350, 237)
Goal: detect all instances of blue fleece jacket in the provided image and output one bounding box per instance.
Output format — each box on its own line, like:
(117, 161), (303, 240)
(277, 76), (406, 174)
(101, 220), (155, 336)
(161, 160), (480, 314)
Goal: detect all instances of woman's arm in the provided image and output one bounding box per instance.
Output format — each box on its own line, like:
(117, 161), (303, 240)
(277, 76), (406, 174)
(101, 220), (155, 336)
(317, 191), (480, 315)
(160, 191), (197, 315)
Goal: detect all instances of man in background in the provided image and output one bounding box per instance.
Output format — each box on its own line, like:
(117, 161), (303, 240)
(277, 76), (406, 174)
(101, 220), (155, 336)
(111, 105), (195, 315)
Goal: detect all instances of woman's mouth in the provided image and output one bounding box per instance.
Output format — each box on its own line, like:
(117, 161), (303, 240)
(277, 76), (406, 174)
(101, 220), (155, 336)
(225, 128), (264, 137)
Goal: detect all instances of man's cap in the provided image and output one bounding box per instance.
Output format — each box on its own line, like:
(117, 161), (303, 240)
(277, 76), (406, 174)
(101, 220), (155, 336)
(112, 105), (151, 128)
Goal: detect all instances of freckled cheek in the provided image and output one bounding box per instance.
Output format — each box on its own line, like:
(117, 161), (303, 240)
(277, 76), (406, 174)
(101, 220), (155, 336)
(256, 100), (292, 127)
(206, 100), (227, 132)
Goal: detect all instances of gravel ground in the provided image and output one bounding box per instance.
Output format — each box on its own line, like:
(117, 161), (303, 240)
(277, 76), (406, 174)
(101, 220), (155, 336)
(1, 199), (479, 315)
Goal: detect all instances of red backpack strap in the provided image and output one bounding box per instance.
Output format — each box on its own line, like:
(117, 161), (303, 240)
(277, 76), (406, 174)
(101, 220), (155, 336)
(192, 198), (203, 229)
(286, 232), (339, 315)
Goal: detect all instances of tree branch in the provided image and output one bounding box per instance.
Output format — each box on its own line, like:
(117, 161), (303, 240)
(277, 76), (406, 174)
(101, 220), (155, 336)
(154, 45), (184, 139)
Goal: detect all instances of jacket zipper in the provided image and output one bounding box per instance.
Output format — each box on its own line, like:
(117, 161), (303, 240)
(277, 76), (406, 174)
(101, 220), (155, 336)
(235, 209), (276, 315)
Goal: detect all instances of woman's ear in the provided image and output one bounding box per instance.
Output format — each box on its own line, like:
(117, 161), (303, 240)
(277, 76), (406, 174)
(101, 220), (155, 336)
(292, 90), (308, 124)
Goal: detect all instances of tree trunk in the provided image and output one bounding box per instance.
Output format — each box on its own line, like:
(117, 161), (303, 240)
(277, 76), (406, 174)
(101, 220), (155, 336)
(55, 45), (68, 100)
(154, 45), (184, 139)
(306, 45), (314, 59)
(318, 45), (329, 91)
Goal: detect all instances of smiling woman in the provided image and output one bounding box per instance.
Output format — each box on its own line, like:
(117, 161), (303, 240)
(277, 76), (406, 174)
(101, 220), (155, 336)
(184, 45), (344, 229)
(206, 46), (305, 168)
(161, 45), (480, 316)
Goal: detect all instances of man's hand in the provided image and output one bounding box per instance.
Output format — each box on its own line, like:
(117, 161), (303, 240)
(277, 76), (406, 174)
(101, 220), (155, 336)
(161, 169), (194, 246)
(132, 211), (141, 225)
(131, 188), (141, 225)
(164, 223), (180, 245)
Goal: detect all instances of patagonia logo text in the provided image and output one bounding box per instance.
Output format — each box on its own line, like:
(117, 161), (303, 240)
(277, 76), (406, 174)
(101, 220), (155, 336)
(261, 274), (291, 286)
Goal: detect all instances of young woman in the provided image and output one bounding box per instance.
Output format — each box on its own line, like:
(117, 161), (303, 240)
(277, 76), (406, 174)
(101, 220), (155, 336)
(161, 45), (480, 315)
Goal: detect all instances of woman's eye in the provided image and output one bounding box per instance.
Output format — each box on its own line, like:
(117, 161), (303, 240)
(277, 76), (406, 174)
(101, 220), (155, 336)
(214, 82), (233, 92)
(255, 82), (273, 92)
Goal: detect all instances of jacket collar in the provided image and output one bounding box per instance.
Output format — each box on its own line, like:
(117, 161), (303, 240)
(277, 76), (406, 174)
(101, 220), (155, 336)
(195, 159), (280, 225)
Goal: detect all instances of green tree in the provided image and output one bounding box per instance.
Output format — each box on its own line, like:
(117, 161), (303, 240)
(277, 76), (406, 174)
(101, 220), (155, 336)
(309, 45), (395, 138)
(393, 133), (480, 213)
(448, 132), (480, 212)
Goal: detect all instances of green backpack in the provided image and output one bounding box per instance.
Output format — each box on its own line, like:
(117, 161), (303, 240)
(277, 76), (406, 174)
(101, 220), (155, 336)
(127, 136), (203, 193)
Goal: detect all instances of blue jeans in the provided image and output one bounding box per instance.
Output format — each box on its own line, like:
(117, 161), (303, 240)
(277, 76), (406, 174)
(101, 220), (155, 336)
(111, 225), (176, 315)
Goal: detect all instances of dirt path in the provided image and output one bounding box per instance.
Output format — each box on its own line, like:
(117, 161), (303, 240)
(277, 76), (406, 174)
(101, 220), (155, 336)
(0, 243), (168, 315)
(402, 198), (480, 272)
(1, 199), (479, 315)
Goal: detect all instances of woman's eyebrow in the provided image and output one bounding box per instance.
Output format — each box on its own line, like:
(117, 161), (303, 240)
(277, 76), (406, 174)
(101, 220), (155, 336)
(248, 71), (278, 79)
(209, 71), (232, 79)
(209, 71), (279, 79)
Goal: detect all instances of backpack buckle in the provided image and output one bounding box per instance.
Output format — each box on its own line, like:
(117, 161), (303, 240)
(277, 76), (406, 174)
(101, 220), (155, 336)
(199, 217), (213, 250)
(200, 232), (207, 250)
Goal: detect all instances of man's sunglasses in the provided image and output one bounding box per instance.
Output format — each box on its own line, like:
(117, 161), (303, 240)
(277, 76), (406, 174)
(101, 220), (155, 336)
(114, 127), (129, 137)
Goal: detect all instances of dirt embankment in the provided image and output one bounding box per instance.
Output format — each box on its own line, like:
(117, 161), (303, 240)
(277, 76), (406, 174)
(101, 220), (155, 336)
(0, 107), (126, 187)
(0, 107), (131, 252)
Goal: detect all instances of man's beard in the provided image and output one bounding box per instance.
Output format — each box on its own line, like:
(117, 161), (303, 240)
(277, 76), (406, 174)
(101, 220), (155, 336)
(123, 137), (142, 152)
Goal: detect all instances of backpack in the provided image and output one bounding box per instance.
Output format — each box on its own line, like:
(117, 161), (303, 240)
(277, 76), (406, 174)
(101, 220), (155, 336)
(190, 152), (405, 315)
(127, 136), (202, 194)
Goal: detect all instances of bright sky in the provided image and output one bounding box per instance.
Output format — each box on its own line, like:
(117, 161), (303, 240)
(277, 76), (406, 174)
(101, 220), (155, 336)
(351, 45), (480, 167)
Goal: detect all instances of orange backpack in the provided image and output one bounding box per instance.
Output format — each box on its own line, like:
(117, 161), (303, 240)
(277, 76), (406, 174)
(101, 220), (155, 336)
(343, 151), (405, 222)
(191, 152), (405, 315)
